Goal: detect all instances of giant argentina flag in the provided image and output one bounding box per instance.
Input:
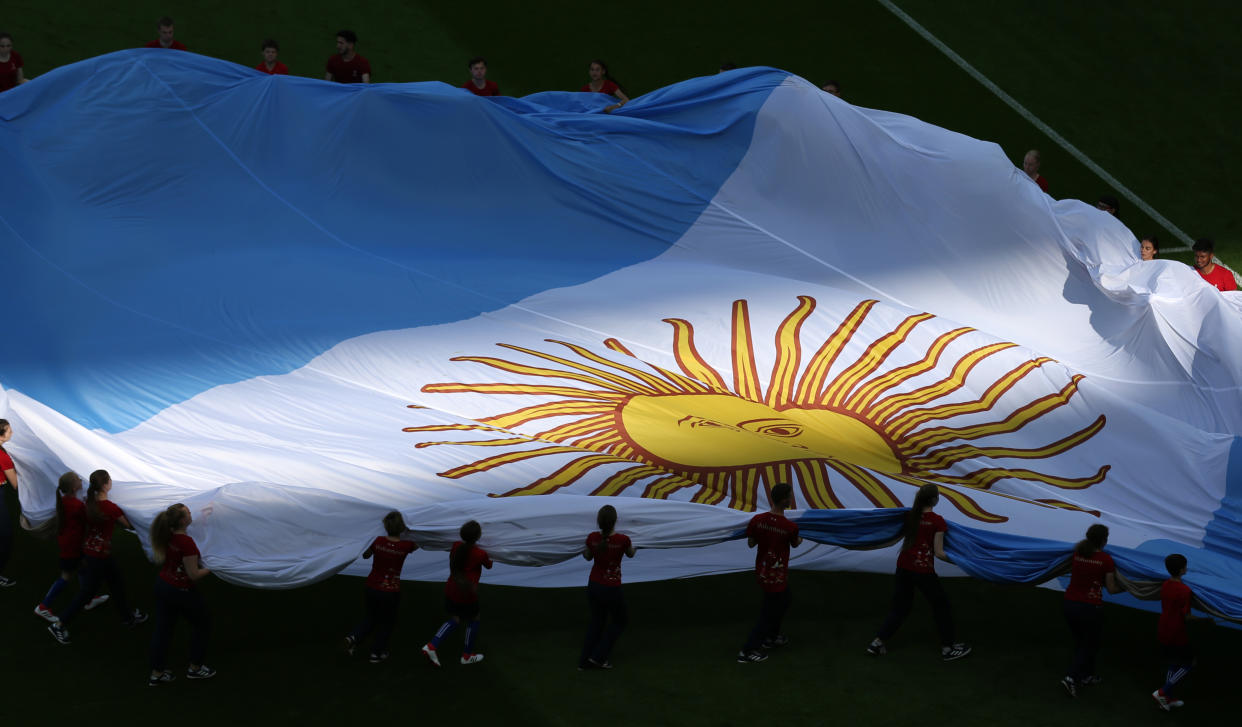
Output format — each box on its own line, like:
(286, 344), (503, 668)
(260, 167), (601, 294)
(2, 51), (1241, 614)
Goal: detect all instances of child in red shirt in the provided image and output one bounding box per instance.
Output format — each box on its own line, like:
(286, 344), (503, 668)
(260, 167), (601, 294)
(0, 418), (19, 587)
(34, 472), (108, 620)
(580, 59), (629, 113)
(1059, 523), (1123, 696)
(49, 469), (147, 644)
(868, 484), (971, 662)
(256, 39), (289, 75)
(345, 511), (418, 663)
(738, 482), (802, 663)
(148, 503), (214, 686)
(422, 520), (491, 666)
(1152, 553), (1210, 711)
(579, 504), (635, 669)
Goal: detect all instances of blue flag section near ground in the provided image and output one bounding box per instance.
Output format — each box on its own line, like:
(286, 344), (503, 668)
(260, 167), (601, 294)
(0, 50), (775, 432)
(3, 50), (1242, 615)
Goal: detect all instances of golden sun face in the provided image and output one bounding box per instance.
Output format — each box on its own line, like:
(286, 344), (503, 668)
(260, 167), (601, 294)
(405, 297), (1109, 522)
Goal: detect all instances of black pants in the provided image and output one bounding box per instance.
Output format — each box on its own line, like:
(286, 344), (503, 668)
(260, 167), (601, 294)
(60, 555), (131, 625)
(876, 568), (955, 646)
(1063, 599), (1104, 680)
(581, 581), (628, 666)
(0, 485), (13, 574)
(743, 588), (791, 652)
(150, 578), (209, 670)
(351, 588), (401, 655)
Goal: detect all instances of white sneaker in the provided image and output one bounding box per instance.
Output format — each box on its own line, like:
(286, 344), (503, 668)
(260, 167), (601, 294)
(1152, 689), (1171, 712)
(83, 594), (110, 611)
(421, 643), (441, 667)
(34, 604), (60, 623)
(460, 653), (485, 665)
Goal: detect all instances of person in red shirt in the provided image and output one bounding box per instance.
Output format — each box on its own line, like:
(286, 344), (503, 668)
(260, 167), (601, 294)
(579, 504), (635, 670)
(462, 56), (499, 97)
(345, 511), (418, 664)
(1023, 149), (1049, 193)
(48, 469), (148, 644)
(33, 472), (109, 621)
(0, 33), (27, 92)
(580, 59), (628, 113)
(256, 39), (289, 75)
(1152, 553), (1211, 711)
(325, 29), (370, 84)
(143, 17), (188, 51)
(1192, 238), (1238, 291)
(737, 482), (802, 663)
(0, 419), (18, 587)
(1058, 523), (1122, 696)
(422, 520), (491, 666)
(867, 484), (971, 661)
(148, 503), (214, 686)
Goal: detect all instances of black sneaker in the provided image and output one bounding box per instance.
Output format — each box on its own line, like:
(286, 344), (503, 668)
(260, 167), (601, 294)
(0, 575), (16, 588)
(148, 671), (175, 687)
(1061, 676), (1077, 698)
(186, 665), (216, 680)
(736, 650), (768, 664)
(941, 643), (971, 662)
(586, 657), (612, 670)
(761, 634), (790, 649)
(125, 608), (149, 627)
(368, 652), (388, 664)
(1079, 675), (1102, 686)
(48, 623), (71, 645)
(866, 639), (887, 657)
(343, 635), (357, 657)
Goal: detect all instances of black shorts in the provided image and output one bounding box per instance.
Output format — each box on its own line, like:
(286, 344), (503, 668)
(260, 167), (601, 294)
(59, 556), (82, 573)
(1160, 643), (1195, 665)
(445, 597), (480, 621)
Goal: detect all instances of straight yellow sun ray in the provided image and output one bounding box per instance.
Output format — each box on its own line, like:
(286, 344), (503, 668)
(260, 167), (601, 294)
(822, 313), (935, 408)
(883, 357), (1054, 437)
(866, 342), (1019, 423)
(549, 340), (688, 394)
(481, 401), (617, 428)
(732, 300), (763, 401)
(794, 299), (877, 405)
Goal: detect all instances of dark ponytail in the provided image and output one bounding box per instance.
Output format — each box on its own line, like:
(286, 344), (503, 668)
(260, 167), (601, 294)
(595, 505), (617, 558)
(55, 471), (81, 534)
(85, 469), (111, 523)
(452, 520), (482, 576)
(149, 504), (187, 565)
(1074, 524), (1109, 557)
(901, 484), (940, 551)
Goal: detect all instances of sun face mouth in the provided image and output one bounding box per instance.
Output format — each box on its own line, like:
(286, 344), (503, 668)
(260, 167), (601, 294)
(618, 393), (901, 473)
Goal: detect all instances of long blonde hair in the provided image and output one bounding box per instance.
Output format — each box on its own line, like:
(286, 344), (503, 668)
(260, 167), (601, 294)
(149, 504), (188, 564)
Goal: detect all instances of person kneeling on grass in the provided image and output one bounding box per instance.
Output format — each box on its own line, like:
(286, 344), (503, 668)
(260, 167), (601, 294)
(422, 520), (491, 667)
(148, 503), (214, 686)
(1152, 553), (1211, 711)
(345, 511), (418, 664)
(867, 484), (971, 662)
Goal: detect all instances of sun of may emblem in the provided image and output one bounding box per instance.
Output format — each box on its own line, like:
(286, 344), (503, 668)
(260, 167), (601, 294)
(405, 297), (1109, 523)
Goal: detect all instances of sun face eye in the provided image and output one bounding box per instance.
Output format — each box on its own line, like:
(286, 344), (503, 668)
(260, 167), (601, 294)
(737, 418), (803, 438)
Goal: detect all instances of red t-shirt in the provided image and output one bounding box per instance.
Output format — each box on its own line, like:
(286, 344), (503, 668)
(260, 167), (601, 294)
(326, 53), (371, 83)
(366, 536), (417, 592)
(586, 532), (632, 586)
(82, 500), (125, 557)
(581, 79), (620, 96)
(896, 512), (947, 574)
(1199, 265), (1238, 292)
(747, 512), (799, 592)
(463, 79), (499, 96)
(0, 447), (13, 481)
(1157, 579), (1193, 646)
(57, 497), (86, 559)
(256, 61), (290, 75)
(159, 533), (201, 589)
(1064, 551), (1115, 604)
(0, 51), (23, 92)
(1034, 175), (1049, 193)
(144, 40), (188, 50)
(445, 542), (492, 603)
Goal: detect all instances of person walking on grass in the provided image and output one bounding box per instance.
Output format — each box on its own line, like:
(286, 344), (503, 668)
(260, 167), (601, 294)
(1152, 553), (1211, 711)
(422, 520), (491, 667)
(579, 504), (634, 670)
(345, 511), (418, 664)
(49, 469), (147, 644)
(867, 484), (971, 662)
(738, 482), (801, 664)
(148, 503), (214, 686)
(34, 472), (109, 622)
(1059, 523), (1122, 697)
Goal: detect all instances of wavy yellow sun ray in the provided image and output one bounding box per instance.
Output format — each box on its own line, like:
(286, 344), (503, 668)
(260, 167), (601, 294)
(883, 357), (1054, 437)
(822, 313), (935, 408)
(767, 296), (816, 408)
(794, 299), (877, 405)
(866, 342), (1019, 423)
(905, 415), (1106, 471)
(664, 318), (730, 391)
(844, 327), (973, 412)
(480, 401), (616, 429)
(548, 340), (689, 395)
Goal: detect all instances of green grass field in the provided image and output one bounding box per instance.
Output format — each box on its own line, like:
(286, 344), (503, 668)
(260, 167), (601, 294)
(3, 2), (1239, 723)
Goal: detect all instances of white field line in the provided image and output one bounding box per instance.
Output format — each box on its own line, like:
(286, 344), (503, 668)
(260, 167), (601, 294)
(876, 0), (1239, 284)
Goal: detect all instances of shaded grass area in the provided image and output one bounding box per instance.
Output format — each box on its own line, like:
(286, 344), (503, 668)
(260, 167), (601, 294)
(5, 1), (1236, 268)
(0, 512), (1232, 725)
